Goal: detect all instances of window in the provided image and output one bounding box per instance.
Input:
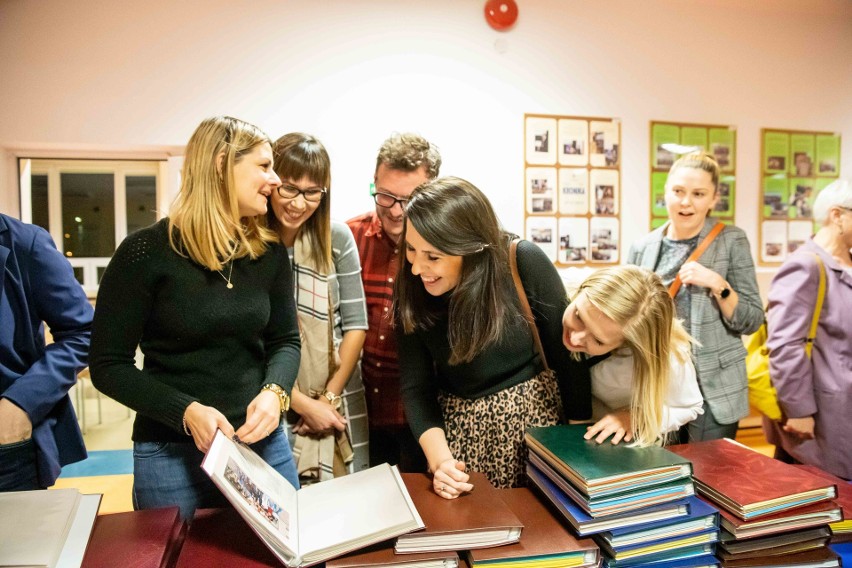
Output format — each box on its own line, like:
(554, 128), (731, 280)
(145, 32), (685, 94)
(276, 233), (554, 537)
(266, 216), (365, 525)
(19, 159), (163, 294)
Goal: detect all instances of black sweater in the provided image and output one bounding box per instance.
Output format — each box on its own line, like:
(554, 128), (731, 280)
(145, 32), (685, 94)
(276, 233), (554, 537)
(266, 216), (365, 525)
(397, 240), (592, 439)
(89, 220), (300, 443)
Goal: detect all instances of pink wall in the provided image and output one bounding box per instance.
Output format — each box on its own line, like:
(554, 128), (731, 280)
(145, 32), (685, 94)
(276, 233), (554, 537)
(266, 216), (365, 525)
(1, 0), (850, 262)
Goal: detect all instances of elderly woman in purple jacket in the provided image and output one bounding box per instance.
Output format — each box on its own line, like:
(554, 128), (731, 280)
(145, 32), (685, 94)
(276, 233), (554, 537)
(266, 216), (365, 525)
(765, 178), (852, 480)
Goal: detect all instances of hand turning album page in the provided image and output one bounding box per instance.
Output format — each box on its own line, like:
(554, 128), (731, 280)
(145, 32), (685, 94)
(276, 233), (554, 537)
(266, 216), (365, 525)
(201, 430), (424, 567)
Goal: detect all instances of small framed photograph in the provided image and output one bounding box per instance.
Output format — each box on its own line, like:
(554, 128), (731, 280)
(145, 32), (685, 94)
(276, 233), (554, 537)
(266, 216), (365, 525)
(526, 216), (558, 262)
(526, 117), (557, 165)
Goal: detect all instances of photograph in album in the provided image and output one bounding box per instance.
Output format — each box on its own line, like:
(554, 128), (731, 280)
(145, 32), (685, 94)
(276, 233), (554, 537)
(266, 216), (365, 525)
(201, 430), (424, 567)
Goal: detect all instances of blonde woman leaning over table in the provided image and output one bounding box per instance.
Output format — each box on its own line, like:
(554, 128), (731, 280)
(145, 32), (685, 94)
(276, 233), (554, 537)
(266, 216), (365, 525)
(561, 265), (703, 447)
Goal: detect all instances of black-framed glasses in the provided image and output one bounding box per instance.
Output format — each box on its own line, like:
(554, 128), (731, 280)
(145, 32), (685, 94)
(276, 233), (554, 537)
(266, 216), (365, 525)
(277, 184), (327, 202)
(371, 188), (409, 210)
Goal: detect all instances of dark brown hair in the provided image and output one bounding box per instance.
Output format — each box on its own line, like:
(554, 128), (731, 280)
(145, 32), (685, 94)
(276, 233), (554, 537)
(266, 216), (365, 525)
(394, 177), (519, 364)
(269, 132), (331, 271)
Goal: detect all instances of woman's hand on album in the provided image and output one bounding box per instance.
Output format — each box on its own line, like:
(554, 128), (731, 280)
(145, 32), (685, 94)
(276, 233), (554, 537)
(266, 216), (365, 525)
(184, 401), (235, 453)
(584, 409), (633, 445)
(432, 458), (474, 500)
(235, 389), (281, 445)
(291, 396), (347, 436)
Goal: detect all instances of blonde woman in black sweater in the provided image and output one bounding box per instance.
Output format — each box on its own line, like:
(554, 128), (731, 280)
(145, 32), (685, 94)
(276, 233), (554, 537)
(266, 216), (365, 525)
(90, 116), (300, 518)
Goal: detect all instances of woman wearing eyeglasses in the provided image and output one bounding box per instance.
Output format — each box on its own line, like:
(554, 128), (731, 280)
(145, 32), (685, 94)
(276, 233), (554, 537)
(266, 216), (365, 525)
(268, 132), (369, 483)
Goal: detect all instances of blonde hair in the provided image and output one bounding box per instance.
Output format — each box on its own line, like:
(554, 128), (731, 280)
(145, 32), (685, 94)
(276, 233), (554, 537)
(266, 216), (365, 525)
(270, 132), (332, 272)
(668, 151), (721, 193)
(574, 265), (693, 446)
(169, 116), (277, 270)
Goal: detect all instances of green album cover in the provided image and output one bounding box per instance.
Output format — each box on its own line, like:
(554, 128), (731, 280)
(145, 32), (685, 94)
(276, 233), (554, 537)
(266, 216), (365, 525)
(525, 425), (692, 487)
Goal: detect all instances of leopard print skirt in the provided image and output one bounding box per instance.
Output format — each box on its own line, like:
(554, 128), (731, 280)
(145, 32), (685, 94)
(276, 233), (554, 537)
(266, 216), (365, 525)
(438, 370), (562, 489)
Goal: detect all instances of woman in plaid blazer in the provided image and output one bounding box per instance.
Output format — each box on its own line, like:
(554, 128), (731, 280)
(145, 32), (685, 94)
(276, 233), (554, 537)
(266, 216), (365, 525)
(628, 152), (763, 442)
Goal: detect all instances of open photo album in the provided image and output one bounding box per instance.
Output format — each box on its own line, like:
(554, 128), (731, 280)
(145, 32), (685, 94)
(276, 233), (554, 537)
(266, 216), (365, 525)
(201, 430), (425, 567)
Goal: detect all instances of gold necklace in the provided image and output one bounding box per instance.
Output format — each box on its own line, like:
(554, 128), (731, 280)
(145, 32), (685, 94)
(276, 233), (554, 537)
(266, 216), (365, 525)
(218, 259), (234, 289)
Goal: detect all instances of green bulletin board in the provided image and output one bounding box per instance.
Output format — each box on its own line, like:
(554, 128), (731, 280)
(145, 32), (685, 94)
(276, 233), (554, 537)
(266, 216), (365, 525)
(759, 128), (841, 265)
(649, 121), (737, 230)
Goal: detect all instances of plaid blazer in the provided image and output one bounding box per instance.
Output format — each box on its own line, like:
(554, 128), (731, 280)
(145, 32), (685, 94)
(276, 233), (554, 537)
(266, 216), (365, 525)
(628, 218), (764, 424)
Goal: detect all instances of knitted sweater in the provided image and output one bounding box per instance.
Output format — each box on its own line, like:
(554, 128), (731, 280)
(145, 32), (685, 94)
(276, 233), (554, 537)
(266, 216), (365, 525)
(89, 219), (300, 442)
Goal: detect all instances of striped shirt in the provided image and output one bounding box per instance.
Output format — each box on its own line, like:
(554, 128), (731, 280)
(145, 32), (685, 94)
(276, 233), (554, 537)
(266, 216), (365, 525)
(286, 221), (368, 341)
(346, 211), (406, 428)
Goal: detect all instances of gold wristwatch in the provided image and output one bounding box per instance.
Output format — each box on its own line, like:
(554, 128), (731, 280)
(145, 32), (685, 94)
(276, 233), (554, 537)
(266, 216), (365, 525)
(322, 389), (342, 410)
(261, 383), (290, 416)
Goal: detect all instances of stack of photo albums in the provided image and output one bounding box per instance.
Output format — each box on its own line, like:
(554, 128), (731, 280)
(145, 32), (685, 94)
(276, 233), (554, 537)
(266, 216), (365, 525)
(668, 439), (843, 568)
(525, 424), (721, 568)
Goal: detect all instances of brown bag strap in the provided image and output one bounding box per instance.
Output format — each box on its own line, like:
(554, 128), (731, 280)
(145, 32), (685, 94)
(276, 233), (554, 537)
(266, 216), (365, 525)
(509, 239), (551, 371)
(668, 222), (726, 299)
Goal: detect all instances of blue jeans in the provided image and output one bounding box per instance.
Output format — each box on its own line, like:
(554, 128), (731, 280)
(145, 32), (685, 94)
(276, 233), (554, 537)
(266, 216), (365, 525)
(133, 427), (299, 519)
(0, 438), (41, 491)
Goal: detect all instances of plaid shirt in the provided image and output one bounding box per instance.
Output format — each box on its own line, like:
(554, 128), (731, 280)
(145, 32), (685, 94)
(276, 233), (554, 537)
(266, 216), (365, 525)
(347, 211), (406, 428)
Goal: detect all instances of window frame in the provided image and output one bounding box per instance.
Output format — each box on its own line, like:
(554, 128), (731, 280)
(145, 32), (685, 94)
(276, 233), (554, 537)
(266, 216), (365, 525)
(19, 157), (167, 295)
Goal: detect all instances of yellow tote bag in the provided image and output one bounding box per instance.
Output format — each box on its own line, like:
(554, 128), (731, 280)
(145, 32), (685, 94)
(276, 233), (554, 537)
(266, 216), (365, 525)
(746, 254), (826, 421)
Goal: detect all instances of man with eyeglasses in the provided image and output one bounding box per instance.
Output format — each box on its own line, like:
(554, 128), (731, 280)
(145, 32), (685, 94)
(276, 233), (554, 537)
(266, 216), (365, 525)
(347, 133), (441, 473)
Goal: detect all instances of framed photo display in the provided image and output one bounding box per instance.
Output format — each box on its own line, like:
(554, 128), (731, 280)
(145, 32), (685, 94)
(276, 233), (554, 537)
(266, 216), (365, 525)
(649, 121), (737, 230)
(759, 128), (841, 265)
(525, 114), (622, 266)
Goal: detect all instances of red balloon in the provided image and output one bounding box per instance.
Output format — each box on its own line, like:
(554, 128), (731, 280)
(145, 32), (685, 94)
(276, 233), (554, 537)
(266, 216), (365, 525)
(484, 0), (518, 31)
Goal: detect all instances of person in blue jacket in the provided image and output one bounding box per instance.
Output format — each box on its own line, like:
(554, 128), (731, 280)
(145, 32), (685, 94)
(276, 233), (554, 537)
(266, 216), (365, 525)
(0, 213), (92, 490)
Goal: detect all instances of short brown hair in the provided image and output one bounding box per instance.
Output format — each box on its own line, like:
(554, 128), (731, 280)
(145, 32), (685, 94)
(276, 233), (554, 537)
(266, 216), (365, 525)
(375, 133), (441, 179)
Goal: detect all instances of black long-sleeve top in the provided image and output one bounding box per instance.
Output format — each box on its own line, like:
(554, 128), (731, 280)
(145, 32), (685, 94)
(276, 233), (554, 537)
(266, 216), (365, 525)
(89, 219), (300, 443)
(397, 240), (592, 439)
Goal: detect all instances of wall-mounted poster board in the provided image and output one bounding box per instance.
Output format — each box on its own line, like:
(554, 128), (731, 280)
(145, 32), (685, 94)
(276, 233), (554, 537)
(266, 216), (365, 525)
(524, 114), (621, 266)
(649, 121), (737, 230)
(759, 128), (841, 265)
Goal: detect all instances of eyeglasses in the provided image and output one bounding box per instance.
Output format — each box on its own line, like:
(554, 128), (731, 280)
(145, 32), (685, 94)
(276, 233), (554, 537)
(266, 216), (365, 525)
(371, 189), (409, 210)
(277, 184), (327, 202)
